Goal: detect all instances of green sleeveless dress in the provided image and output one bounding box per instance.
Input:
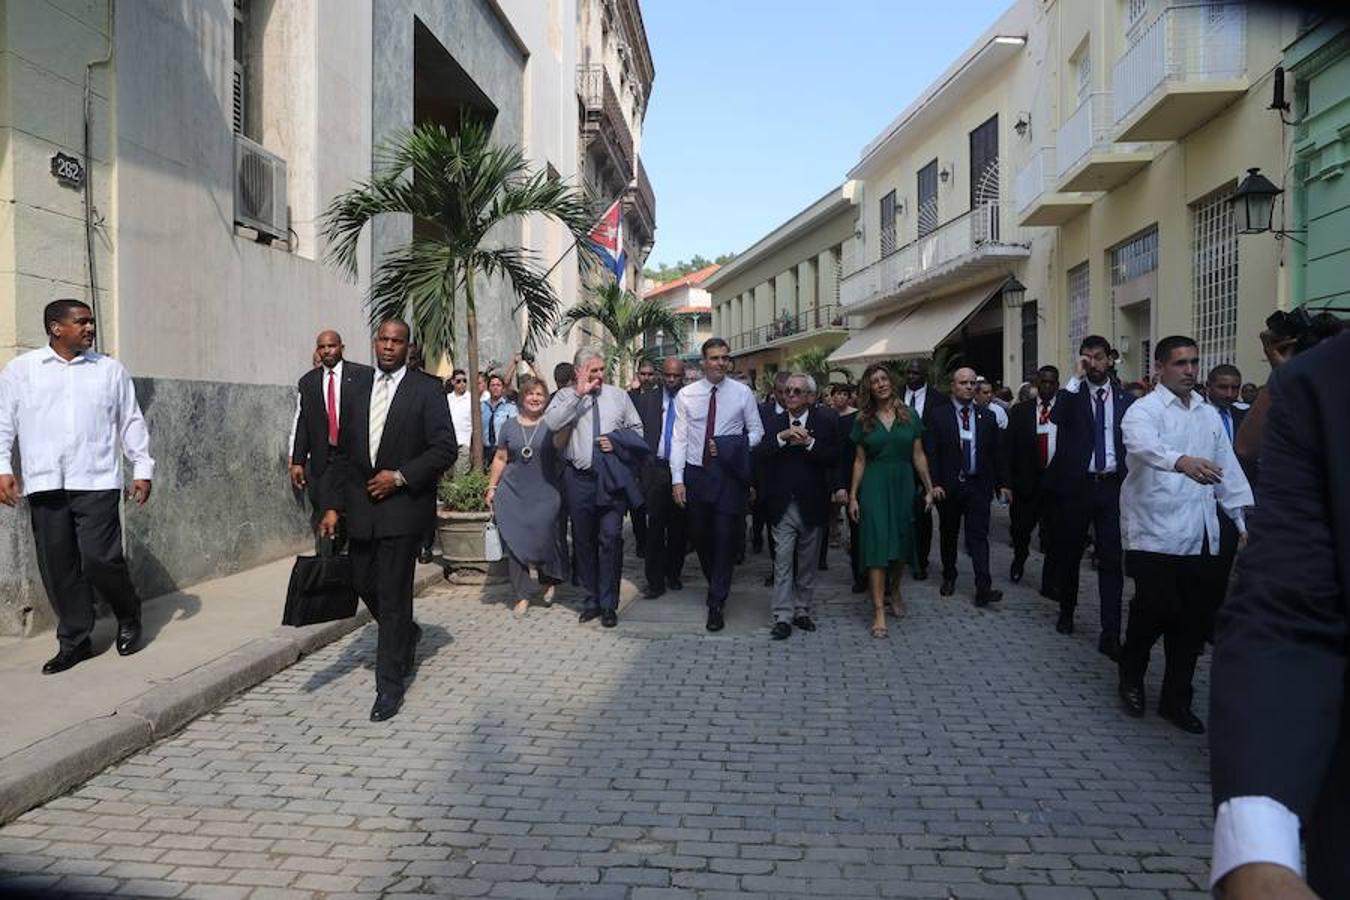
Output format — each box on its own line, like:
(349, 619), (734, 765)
(851, 409), (924, 572)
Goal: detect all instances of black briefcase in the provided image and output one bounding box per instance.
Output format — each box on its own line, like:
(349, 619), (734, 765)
(282, 541), (359, 627)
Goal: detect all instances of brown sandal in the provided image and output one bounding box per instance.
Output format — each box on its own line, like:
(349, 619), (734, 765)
(870, 622), (888, 639)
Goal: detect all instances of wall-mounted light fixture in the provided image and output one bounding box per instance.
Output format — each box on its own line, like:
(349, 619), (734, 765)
(1230, 167), (1305, 243)
(1014, 114), (1031, 138)
(938, 165), (951, 184)
(1000, 275), (1027, 310)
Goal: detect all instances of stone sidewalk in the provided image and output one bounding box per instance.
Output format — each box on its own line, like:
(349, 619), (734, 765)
(0, 514), (1217, 898)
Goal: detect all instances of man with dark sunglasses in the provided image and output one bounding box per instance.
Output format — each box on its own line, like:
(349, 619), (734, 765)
(446, 368), (473, 476)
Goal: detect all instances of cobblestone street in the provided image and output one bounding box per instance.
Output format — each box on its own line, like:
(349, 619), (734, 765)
(0, 518), (1215, 899)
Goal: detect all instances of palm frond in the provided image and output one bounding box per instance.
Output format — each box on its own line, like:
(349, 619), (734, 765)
(475, 247), (561, 355)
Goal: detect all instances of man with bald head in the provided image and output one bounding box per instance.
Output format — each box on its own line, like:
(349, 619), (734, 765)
(634, 357), (690, 597)
(925, 366), (1010, 607)
(291, 329), (371, 548)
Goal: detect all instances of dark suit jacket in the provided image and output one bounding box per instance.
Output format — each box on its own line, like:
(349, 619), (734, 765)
(1211, 333), (1350, 896)
(322, 366), (457, 540)
(1008, 399), (1051, 500)
(687, 434), (752, 515)
(926, 399), (1007, 497)
(755, 407), (840, 528)
(635, 388), (680, 457)
(596, 429), (650, 510)
(1045, 381), (1132, 494)
(292, 361), (372, 478)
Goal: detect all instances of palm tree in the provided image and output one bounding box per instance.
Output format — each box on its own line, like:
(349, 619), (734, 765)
(785, 345), (854, 391)
(559, 283), (686, 384)
(323, 119), (594, 468)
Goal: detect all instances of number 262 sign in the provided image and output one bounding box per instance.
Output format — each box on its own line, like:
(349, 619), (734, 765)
(50, 152), (85, 189)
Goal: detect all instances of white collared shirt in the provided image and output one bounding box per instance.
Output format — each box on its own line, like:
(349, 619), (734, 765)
(1063, 376), (1117, 473)
(447, 389), (473, 449)
(776, 408), (817, 450)
(904, 384), (929, 417)
(289, 361), (345, 463)
(1035, 397), (1058, 465)
(983, 401), (1008, 430)
(1120, 385), (1254, 555)
(952, 397), (979, 474)
(542, 383), (643, 470)
(670, 376), (764, 485)
(0, 346), (155, 495)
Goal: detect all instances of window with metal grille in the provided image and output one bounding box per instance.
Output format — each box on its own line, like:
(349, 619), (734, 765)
(1021, 301), (1039, 382)
(879, 190), (897, 257)
(1110, 227), (1158, 285)
(1127, 0), (1147, 28)
(917, 160), (939, 238)
(1192, 183), (1239, 369)
(233, 0), (246, 135)
(1068, 262), (1090, 361)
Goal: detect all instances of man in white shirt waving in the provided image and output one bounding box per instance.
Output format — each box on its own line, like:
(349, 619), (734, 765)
(0, 299), (155, 674)
(1117, 335), (1252, 734)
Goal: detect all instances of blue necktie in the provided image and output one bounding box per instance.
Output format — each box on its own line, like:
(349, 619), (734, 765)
(660, 393), (676, 459)
(1221, 407), (1233, 443)
(1093, 388), (1108, 472)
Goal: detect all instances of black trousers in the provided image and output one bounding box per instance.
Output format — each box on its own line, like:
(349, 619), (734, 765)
(912, 478), (934, 574)
(1054, 478), (1124, 637)
(937, 480), (992, 592)
(685, 466), (739, 610)
(1201, 509), (1241, 639)
(1119, 549), (1219, 712)
(349, 532), (420, 697)
(1010, 488), (1058, 594)
(29, 489), (141, 651)
(640, 460), (685, 590)
(631, 506), (648, 555)
(563, 467), (626, 611)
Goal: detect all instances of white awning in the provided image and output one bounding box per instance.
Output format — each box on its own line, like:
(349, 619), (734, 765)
(828, 282), (1002, 366)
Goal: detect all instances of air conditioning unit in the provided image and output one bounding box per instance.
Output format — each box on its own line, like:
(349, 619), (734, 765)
(233, 133), (287, 242)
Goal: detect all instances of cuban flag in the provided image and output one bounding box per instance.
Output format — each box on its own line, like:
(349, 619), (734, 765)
(588, 199), (627, 287)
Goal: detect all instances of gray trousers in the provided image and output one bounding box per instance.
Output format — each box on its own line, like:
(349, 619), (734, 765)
(770, 501), (823, 623)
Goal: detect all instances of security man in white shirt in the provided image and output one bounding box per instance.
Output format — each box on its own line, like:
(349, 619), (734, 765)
(0, 299), (155, 674)
(1117, 335), (1253, 734)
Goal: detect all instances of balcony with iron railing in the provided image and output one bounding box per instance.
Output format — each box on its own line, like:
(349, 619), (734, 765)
(577, 64), (634, 177)
(628, 156), (656, 246)
(727, 303), (851, 355)
(1055, 91), (1153, 193)
(840, 202), (1031, 314)
(1112, 2), (1248, 142)
(1014, 146), (1093, 227)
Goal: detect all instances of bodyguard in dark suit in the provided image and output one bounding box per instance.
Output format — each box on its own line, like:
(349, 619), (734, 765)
(1007, 366), (1060, 597)
(1047, 336), (1132, 658)
(902, 359), (945, 579)
(751, 372), (789, 556)
(757, 374), (840, 638)
(289, 331), (371, 549)
(320, 320), (456, 722)
(925, 367), (1009, 607)
(634, 357), (688, 598)
(1209, 332), (1349, 899)
(1201, 363), (1247, 636)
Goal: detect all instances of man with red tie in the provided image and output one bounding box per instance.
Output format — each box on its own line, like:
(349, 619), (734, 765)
(1008, 365), (1060, 598)
(290, 330), (371, 550)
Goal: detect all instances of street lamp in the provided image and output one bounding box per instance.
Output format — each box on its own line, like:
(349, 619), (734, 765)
(1001, 275), (1027, 310)
(1231, 168), (1281, 235)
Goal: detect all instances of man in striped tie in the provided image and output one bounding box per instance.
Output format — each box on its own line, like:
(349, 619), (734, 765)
(320, 319), (456, 722)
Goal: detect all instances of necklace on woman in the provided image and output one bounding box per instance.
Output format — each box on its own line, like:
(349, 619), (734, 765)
(518, 417), (541, 461)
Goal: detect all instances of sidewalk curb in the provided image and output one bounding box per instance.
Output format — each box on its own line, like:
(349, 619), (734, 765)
(0, 566), (445, 825)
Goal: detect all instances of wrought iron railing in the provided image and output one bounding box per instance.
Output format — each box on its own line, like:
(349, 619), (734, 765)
(727, 303), (849, 353)
(634, 156), (656, 230)
(1112, 3), (1247, 126)
(576, 64), (634, 173)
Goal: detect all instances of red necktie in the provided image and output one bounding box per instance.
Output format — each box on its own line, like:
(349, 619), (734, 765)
(326, 370), (338, 445)
(1037, 402), (1051, 468)
(959, 405), (970, 430)
(701, 385), (718, 466)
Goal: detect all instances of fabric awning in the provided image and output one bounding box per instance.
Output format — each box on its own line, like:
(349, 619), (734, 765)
(828, 281), (1002, 366)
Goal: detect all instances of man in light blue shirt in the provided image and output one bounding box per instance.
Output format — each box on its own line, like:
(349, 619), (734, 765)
(480, 373), (517, 470)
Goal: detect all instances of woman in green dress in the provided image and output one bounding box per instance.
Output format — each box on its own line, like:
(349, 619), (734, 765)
(848, 362), (939, 638)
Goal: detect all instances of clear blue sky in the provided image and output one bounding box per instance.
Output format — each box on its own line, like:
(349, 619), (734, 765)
(640, 0), (1012, 269)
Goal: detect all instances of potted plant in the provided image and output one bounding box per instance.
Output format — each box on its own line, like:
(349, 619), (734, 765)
(436, 471), (505, 577)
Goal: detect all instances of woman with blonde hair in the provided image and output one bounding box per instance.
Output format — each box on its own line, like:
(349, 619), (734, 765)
(848, 362), (939, 638)
(486, 376), (567, 617)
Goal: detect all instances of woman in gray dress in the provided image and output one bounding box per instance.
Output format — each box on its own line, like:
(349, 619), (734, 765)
(486, 377), (567, 617)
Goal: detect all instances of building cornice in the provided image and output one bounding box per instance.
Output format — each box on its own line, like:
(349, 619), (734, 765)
(702, 186), (852, 293)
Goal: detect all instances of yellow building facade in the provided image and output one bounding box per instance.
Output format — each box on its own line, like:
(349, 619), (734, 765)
(835, 0), (1300, 389)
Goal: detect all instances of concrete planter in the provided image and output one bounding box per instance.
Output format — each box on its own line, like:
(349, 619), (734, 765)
(436, 510), (507, 582)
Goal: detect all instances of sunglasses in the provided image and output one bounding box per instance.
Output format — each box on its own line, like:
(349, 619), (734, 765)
(784, 386), (808, 395)
(452, 377), (466, 383)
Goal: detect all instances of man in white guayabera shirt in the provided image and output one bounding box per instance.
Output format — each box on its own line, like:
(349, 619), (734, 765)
(0, 299), (156, 674)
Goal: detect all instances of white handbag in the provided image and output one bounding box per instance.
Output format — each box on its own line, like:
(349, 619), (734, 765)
(483, 519), (504, 562)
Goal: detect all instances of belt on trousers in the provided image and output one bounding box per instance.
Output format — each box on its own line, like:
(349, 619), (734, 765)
(571, 466), (596, 478)
(1087, 471), (1119, 483)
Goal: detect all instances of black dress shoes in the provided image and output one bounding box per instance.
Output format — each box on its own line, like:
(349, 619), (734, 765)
(792, 616), (816, 632)
(667, 576), (683, 591)
(939, 578), (956, 597)
(706, 608), (725, 632)
(600, 609), (618, 628)
(578, 608), (602, 624)
(1010, 560), (1024, 583)
(42, 641), (93, 675)
(762, 573), (774, 587)
(370, 692), (403, 722)
(1118, 683), (1146, 718)
(770, 622), (791, 640)
(913, 566), (928, 582)
(417, 546), (434, 565)
(974, 590), (1001, 608)
(1159, 706), (1206, 734)
(851, 580), (866, 594)
(1097, 631), (1121, 662)
(115, 620), (143, 657)
(1056, 610), (1075, 634)
(642, 585), (666, 599)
